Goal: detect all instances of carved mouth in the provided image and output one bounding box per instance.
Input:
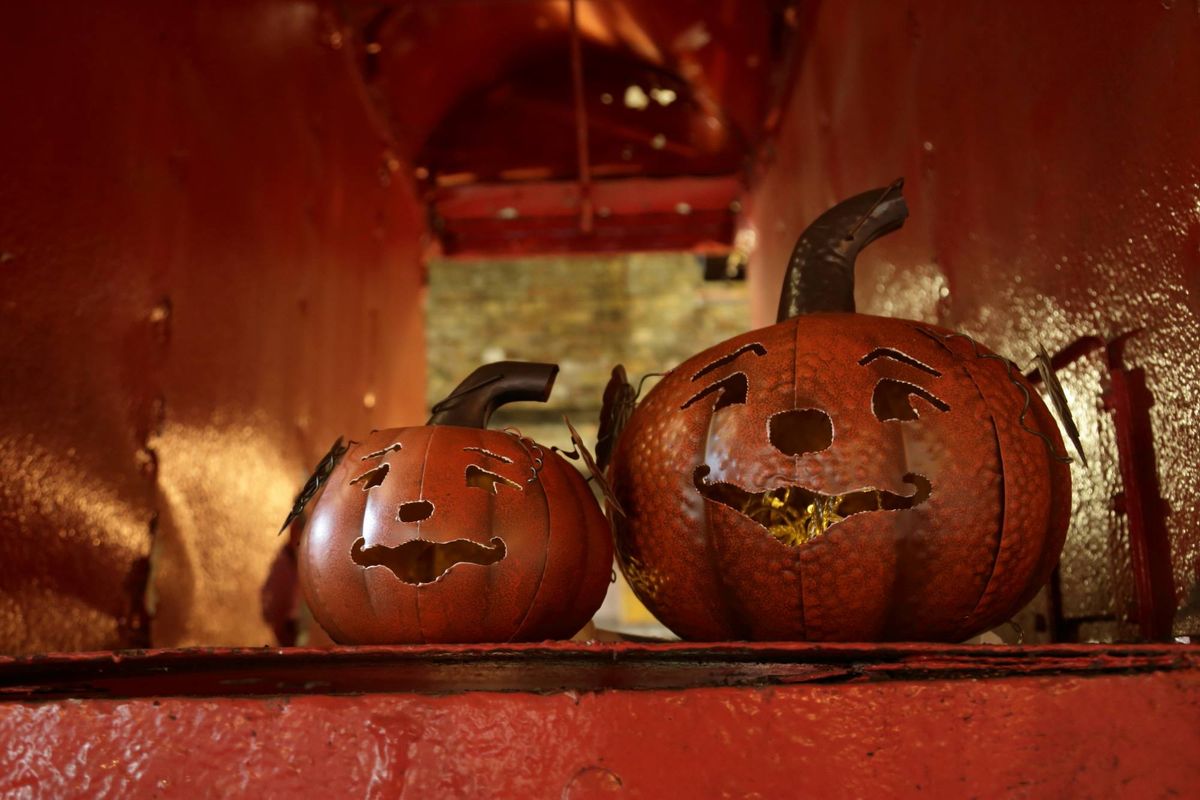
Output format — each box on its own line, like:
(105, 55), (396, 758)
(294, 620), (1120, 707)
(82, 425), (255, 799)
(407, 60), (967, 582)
(693, 466), (931, 547)
(351, 536), (507, 585)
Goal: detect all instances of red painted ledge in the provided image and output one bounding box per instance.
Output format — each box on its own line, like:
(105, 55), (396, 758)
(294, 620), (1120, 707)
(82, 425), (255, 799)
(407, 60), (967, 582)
(2, 644), (1198, 797)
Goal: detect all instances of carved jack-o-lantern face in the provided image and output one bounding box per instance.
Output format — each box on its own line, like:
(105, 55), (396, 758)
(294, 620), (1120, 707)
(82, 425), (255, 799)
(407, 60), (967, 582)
(298, 363), (613, 644)
(608, 183), (1071, 642)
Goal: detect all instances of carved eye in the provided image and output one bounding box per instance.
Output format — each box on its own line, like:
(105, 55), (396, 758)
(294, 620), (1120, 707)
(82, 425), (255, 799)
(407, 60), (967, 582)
(349, 463), (389, 490)
(871, 379), (950, 422)
(350, 442), (401, 489)
(465, 464), (523, 494)
(682, 372), (749, 411)
(680, 343), (767, 411)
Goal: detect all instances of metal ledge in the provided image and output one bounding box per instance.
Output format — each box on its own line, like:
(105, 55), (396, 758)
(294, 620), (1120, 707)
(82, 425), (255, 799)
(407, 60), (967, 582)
(2, 641), (1195, 701)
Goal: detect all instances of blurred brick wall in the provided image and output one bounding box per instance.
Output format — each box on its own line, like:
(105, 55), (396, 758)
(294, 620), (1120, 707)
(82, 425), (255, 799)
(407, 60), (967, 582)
(426, 253), (749, 452)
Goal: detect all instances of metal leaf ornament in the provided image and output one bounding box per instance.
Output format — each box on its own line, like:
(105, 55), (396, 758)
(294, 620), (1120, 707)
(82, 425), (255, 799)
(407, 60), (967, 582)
(596, 365), (637, 471)
(1034, 343), (1088, 468)
(562, 415), (625, 517)
(279, 436), (350, 533)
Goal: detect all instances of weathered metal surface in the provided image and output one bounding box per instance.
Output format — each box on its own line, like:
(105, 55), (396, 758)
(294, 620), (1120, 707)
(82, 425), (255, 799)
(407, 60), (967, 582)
(747, 1), (1200, 636)
(0, 643), (1197, 797)
(0, 0), (428, 654)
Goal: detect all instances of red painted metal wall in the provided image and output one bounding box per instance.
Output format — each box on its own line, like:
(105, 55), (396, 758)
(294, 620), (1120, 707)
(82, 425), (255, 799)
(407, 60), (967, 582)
(748, 1), (1200, 638)
(0, 1), (427, 654)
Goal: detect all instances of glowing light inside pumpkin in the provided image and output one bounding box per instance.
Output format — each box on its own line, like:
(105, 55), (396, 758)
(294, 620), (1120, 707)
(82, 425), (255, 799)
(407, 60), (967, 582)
(351, 536), (507, 585)
(737, 486), (846, 546)
(695, 467), (932, 547)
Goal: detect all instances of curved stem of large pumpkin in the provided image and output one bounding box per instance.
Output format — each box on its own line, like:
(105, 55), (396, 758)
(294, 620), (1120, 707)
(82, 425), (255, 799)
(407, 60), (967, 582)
(776, 178), (909, 322)
(427, 361), (559, 428)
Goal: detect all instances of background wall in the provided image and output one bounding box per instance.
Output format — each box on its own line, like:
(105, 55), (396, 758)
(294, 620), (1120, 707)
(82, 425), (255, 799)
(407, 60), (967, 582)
(748, 1), (1200, 638)
(0, 1), (427, 653)
(426, 253), (748, 448)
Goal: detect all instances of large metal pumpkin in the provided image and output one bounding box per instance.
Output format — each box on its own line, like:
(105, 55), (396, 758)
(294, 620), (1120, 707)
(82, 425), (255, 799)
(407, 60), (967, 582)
(609, 182), (1071, 641)
(299, 362), (613, 644)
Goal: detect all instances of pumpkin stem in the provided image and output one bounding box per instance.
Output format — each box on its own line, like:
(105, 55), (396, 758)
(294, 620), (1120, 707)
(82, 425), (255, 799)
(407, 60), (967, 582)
(776, 178), (908, 322)
(427, 361), (559, 428)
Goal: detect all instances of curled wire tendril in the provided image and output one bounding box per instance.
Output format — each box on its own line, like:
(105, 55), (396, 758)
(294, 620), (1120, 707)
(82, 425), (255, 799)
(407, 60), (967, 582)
(501, 426), (545, 483)
(915, 328), (1072, 464)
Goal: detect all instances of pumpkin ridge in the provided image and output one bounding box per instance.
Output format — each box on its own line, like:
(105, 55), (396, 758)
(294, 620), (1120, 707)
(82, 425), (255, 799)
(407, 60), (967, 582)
(507, 434), (554, 641)
(791, 316), (808, 639)
(944, 350), (1010, 634)
(1025, 399), (1073, 602)
(411, 426), (439, 643)
(350, 439), (383, 626)
(474, 429), (497, 632)
(896, 325), (1008, 637)
(698, 390), (753, 640)
(964, 355), (1067, 633)
(556, 454), (603, 638)
(573, 460), (614, 633)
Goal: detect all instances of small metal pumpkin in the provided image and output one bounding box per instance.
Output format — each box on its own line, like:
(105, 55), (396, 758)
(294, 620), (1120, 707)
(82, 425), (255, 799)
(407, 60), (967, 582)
(298, 362), (613, 644)
(608, 182), (1072, 642)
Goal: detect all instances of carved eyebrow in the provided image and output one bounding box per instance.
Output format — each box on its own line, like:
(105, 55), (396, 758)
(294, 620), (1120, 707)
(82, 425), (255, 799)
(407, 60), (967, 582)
(858, 348), (941, 377)
(465, 464), (523, 494)
(691, 343), (767, 382)
(681, 372), (749, 411)
(463, 447), (513, 464)
(349, 463), (389, 490)
(872, 378), (950, 422)
(360, 443), (402, 461)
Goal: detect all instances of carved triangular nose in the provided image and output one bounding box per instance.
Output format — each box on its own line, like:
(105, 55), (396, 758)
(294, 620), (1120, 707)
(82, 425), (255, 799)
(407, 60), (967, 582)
(769, 409), (833, 456)
(397, 500), (434, 523)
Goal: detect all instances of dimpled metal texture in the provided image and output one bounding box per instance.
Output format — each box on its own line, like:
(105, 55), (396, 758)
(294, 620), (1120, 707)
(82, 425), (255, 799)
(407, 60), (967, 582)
(300, 426), (612, 643)
(610, 313), (1070, 641)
